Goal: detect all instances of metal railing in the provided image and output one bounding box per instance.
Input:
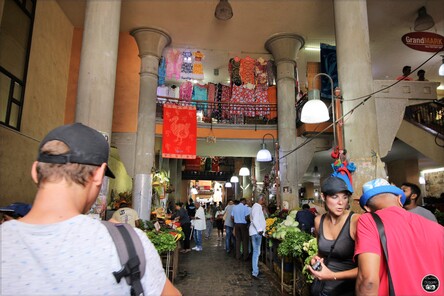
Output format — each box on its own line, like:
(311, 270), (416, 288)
(404, 99), (444, 140)
(156, 96), (277, 125)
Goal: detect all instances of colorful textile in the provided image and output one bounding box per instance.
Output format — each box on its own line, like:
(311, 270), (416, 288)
(162, 104), (197, 159)
(166, 49), (182, 80)
(254, 88), (270, 116)
(221, 84), (231, 119)
(181, 50), (193, 79)
(267, 86), (277, 119)
(240, 56), (256, 88)
(231, 85), (254, 116)
(229, 57), (242, 86)
(158, 56), (166, 86)
(255, 58), (268, 90)
(180, 81), (193, 101)
(207, 83), (216, 117)
(192, 51), (204, 80)
(192, 84), (208, 114)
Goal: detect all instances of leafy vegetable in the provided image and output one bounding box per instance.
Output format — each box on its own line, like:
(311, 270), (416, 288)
(146, 231), (177, 254)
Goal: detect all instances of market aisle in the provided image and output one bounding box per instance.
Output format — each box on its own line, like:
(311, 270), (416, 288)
(174, 231), (287, 296)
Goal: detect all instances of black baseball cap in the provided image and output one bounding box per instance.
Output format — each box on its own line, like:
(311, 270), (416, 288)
(321, 176), (351, 196)
(37, 123), (115, 178)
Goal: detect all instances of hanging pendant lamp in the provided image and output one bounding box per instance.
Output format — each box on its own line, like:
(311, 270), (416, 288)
(215, 0), (233, 20)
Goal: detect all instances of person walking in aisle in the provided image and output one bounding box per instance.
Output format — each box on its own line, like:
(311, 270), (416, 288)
(401, 182), (437, 222)
(223, 199), (236, 254)
(231, 198), (251, 261)
(355, 178), (444, 295)
(249, 194), (266, 279)
(215, 205), (225, 240)
(0, 123), (181, 296)
(204, 204), (214, 239)
(171, 202), (192, 253)
(307, 176), (360, 296)
(192, 202), (206, 251)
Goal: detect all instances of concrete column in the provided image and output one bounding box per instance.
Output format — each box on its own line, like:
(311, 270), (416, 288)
(75, 0), (121, 138)
(334, 0), (386, 211)
(131, 27), (171, 220)
(265, 33), (305, 209)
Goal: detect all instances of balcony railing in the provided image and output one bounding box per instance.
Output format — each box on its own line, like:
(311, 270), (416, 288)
(404, 99), (444, 140)
(156, 96), (277, 125)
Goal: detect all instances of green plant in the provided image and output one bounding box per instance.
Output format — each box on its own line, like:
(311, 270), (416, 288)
(277, 231), (312, 258)
(302, 237), (318, 283)
(146, 231), (177, 254)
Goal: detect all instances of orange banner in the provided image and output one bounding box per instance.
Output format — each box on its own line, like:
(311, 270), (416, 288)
(162, 104), (197, 159)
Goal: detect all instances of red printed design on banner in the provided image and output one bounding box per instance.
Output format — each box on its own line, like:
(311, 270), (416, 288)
(162, 104), (197, 159)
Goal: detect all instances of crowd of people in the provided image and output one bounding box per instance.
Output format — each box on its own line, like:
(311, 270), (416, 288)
(1, 122), (443, 296)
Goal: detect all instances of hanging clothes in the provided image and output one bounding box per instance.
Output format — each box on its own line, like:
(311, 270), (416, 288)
(180, 50), (193, 79)
(266, 60), (277, 86)
(158, 56), (166, 86)
(255, 57), (268, 91)
(221, 84), (231, 120)
(207, 82), (217, 118)
(267, 85), (277, 119)
(229, 57), (242, 86)
(180, 81), (193, 101)
(192, 84), (208, 114)
(231, 84), (254, 116)
(240, 56), (256, 89)
(254, 88), (270, 116)
(166, 49), (182, 80)
(192, 51), (204, 80)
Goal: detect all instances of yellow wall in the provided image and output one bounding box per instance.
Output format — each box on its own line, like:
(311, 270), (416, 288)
(0, 0), (74, 206)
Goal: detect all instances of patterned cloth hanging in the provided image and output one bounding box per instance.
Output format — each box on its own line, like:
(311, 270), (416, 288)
(166, 49), (182, 80)
(192, 51), (204, 80)
(180, 50), (193, 79)
(158, 56), (166, 86)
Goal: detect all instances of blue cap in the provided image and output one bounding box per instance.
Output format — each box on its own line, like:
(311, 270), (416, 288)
(360, 178), (406, 210)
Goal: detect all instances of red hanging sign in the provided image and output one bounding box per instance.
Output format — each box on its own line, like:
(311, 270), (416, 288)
(401, 32), (444, 53)
(162, 104), (197, 159)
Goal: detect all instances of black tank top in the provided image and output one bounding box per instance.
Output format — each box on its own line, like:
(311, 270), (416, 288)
(318, 212), (357, 296)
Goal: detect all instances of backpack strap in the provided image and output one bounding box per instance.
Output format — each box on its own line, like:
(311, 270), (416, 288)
(102, 221), (146, 296)
(370, 212), (395, 296)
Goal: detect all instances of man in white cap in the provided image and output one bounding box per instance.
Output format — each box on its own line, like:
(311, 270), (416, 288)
(354, 178), (444, 295)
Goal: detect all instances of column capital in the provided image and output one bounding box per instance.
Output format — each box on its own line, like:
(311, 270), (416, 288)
(265, 33), (305, 63)
(130, 27), (171, 58)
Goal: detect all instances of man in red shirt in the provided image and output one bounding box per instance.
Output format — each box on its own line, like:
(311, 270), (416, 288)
(354, 178), (444, 295)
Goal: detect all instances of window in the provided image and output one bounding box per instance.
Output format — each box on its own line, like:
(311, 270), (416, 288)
(0, 0), (35, 130)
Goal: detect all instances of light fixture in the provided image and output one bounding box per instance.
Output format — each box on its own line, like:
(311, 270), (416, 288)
(439, 55), (444, 76)
(215, 0), (233, 21)
(312, 166), (321, 178)
(191, 187), (198, 195)
(256, 133), (276, 162)
(414, 6), (435, 32)
(300, 89), (329, 123)
(230, 176), (239, 183)
(224, 182), (232, 188)
(300, 73), (337, 146)
(239, 166), (250, 176)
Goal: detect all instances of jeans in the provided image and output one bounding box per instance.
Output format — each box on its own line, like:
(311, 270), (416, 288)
(194, 229), (202, 248)
(225, 225), (234, 252)
(251, 233), (262, 276)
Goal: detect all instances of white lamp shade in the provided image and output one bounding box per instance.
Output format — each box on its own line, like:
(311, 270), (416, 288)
(239, 167), (250, 176)
(300, 99), (330, 123)
(439, 63), (444, 76)
(230, 176), (239, 183)
(256, 149), (272, 162)
(190, 188), (198, 194)
(225, 182), (232, 188)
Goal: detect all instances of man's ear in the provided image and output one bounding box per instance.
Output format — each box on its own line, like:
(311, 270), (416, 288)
(397, 195), (404, 207)
(91, 163), (106, 186)
(410, 193), (418, 201)
(31, 161), (39, 184)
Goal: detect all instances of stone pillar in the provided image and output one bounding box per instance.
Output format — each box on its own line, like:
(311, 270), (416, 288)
(265, 33), (305, 209)
(75, 0), (121, 138)
(131, 28), (171, 220)
(334, 0), (386, 211)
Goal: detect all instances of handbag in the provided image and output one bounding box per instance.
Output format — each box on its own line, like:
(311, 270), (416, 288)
(310, 212), (353, 296)
(370, 213), (395, 296)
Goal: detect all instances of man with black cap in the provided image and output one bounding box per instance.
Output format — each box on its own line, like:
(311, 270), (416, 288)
(355, 178), (444, 295)
(0, 123), (181, 295)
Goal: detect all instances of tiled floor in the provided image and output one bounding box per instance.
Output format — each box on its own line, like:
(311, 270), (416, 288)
(173, 231), (289, 296)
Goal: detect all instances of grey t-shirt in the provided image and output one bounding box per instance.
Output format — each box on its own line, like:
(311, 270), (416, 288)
(1, 215), (166, 295)
(224, 204), (234, 227)
(408, 206), (437, 222)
